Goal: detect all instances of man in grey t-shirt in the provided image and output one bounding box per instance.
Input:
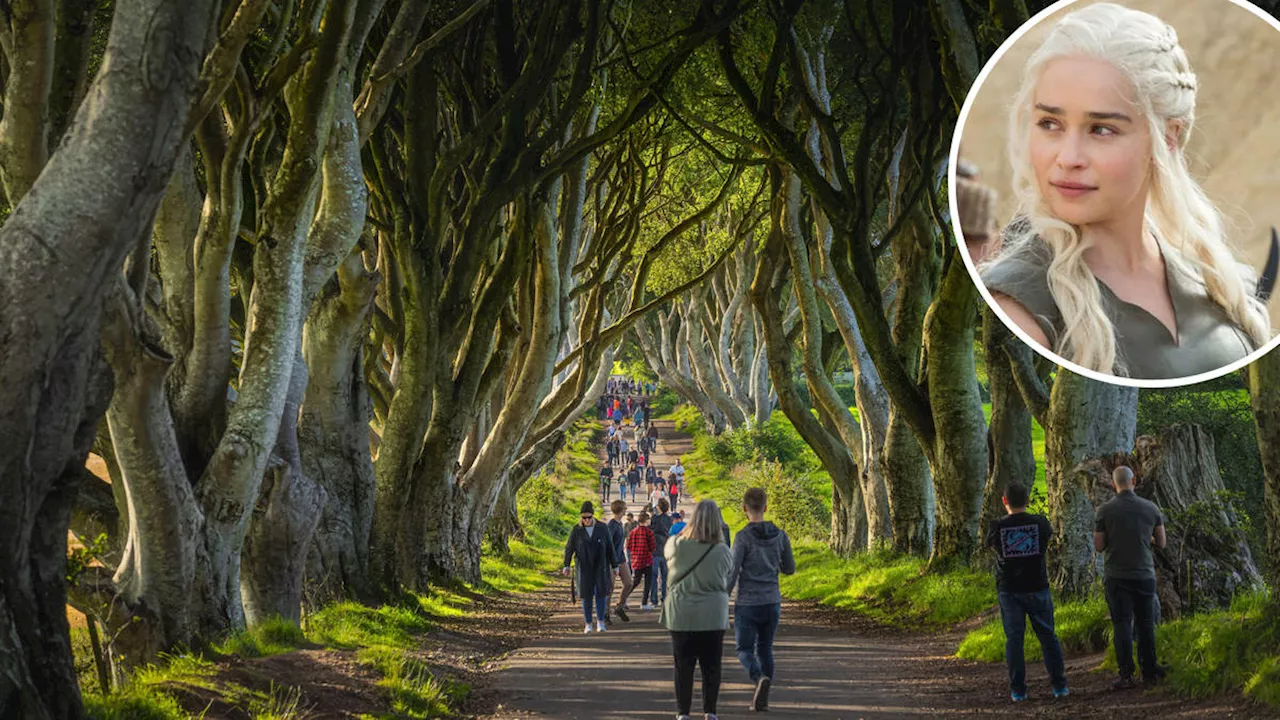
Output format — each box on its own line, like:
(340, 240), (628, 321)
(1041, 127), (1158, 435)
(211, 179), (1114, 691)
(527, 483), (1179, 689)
(1093, 465), (1166, 690)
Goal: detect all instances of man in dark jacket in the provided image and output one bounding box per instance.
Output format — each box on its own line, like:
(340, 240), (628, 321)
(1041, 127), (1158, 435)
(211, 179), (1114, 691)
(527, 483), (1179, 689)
(606, 499), (633, 622)
(649, 499), (673, 605)
(562, 501), (618, 633)
(728, 487), (796, 711)
(987, 482), (1068, 702)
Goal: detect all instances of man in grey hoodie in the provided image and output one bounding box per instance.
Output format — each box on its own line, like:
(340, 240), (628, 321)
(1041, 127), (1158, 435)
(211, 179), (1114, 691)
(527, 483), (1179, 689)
(728, 487), (796, 712)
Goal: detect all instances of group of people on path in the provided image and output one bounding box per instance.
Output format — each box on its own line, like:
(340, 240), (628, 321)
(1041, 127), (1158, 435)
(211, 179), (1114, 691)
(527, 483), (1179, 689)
(564, 487), (795, 720)
(989, 465), (1168, 702)
(606, 375), (658, 397)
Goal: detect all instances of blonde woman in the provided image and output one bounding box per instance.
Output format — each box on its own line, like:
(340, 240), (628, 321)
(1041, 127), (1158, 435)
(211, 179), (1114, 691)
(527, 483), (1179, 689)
(660, 499), (733, 720)
(978, 2), (1272, 379)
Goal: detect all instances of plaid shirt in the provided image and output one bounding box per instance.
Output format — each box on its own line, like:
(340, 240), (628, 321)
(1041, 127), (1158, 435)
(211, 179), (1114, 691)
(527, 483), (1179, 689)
(626, 525), (657, 569)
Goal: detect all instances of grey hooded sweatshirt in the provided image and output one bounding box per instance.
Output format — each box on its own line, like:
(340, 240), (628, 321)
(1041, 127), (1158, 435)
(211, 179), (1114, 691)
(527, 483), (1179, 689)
(728, 521), (796, 606)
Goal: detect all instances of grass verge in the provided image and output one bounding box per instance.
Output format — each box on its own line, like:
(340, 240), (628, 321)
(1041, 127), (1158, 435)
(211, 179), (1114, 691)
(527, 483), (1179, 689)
(80, 418), (599, 719)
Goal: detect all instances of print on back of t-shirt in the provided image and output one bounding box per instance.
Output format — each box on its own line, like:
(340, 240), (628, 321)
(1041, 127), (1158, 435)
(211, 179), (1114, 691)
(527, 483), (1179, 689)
(1000, 524), (1040, 558)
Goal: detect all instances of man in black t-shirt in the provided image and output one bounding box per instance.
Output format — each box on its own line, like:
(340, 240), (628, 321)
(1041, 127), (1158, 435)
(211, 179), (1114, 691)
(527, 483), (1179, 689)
(986, 483), (1068, 703)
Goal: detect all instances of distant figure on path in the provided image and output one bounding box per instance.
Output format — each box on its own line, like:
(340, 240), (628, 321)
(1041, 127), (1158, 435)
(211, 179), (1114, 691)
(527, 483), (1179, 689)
(986, 482), (1068, 702)
(562, 501), (619, 633)
(669, 476), (681, 510)
(661, 499), (734, 720)
(670, 511), (686, 537)
(1095, 465), (1167, 689)
(669, 457), (686, 493)
(728, 487), (796, 711)
(598, 462), (612, 505)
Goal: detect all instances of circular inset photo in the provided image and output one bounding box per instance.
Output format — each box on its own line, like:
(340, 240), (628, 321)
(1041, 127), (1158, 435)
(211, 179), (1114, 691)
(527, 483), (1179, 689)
(951, 0), (1280, 387)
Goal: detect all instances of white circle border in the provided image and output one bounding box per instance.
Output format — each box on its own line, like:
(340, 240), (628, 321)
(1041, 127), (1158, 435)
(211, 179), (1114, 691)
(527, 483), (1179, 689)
(948, 0), (1280, 389)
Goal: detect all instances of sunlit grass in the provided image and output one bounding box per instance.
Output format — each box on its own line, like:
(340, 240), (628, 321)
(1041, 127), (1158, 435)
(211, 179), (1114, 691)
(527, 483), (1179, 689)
(215, 616), (308, 658)
(956, 594), (1110, 663)
(305, 602), (432, 650)
(357, 647), (468, 719)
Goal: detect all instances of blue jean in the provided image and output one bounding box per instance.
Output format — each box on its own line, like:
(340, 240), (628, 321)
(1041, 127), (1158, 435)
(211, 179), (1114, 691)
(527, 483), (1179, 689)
(998, 589), (1067, 694)
(734, 603), (781, 682)
(648, 555), (669, 605)
(582, 588), (608, 624)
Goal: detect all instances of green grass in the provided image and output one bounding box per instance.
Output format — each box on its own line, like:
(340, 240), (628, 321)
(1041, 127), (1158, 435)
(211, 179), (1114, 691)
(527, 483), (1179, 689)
(304, 602), (433, 650)
(83, 685), (194, 720)
(1100, 590), (1280, 710)
(214, 616), (308, 658)
(956, 594), (1110, 662)
(356, 647), (468, 719)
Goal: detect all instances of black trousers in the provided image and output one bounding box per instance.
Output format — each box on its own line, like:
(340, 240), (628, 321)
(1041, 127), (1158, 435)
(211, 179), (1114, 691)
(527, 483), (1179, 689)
(671, 629), (725, 715)
(1106, 576), (1159, 679)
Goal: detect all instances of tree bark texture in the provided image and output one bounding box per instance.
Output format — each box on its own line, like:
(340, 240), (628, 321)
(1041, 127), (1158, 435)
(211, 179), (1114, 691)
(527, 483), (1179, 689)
(1042, 371), (1138, 596)
(0, 0), (219, 715)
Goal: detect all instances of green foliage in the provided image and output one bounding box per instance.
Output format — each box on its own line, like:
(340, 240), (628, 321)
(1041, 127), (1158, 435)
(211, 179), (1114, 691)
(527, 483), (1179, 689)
(357, 648), (468, 719)
(215, 617), (307, 658)
(647, 387), (682, 417)
(67, 532), (111, 585)
(705, 415), (817, 474)
(956, 595), (1110, 662)
(1137, 383), (1267, 568)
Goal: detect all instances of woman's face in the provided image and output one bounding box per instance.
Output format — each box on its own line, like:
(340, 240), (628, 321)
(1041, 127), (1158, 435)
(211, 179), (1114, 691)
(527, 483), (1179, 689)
(1029, 56), (1153, 227)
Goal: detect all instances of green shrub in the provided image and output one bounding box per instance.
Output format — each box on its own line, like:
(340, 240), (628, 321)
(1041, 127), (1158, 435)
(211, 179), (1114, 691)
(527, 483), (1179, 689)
(669, 403), (704, 434)
(648, 387), (681, 417)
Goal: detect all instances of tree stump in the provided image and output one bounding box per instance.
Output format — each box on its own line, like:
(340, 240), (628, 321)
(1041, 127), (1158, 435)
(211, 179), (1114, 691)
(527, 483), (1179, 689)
(1086, 424), (1262, 619)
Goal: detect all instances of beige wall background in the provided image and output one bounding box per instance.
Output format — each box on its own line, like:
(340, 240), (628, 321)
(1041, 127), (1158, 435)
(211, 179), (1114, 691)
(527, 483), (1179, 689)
(960, 0), (1280, 318)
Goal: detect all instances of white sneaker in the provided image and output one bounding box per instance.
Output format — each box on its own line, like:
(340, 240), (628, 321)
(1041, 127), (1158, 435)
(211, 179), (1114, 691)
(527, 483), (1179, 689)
(583, 623), (592, 634)
(641, 603), (652, 610)
(596, 621), (607, 632)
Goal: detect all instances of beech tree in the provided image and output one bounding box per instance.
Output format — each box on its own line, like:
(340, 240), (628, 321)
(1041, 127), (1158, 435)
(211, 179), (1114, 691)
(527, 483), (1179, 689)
(0, 0), (220, 714)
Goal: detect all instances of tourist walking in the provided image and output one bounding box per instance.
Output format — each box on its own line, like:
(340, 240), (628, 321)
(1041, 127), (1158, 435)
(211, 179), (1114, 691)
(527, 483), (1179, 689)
(669, 476), (681, 510)
(986, 483), (1068, 702)
(598, 462), (612, 505)
(661, 499), (734, 720)
(651, 499), (674, 604)
(627, 512), (658, 610)
(630, 465), (642, 502)
(728, 488), (796, 711)
(1095, 466), (1168, 689)
(562, 502), (619, 633)
(607, 500), (634, 623)
(670, 457), (686, 493)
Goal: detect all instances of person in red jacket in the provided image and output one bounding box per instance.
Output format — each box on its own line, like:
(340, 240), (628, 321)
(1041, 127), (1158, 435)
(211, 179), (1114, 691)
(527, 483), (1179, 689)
(626, 512), (658, 610)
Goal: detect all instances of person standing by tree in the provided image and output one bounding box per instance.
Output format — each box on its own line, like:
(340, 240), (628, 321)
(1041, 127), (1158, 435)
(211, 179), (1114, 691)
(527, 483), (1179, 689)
(628, 512), (658, 610)
(608, 500), (635, 623)
(987, 483), (1069, 702)
(1095, 465), (1168, 689)
(728, 488), (796, 711)
(563, 502), (619, 633)
(661, 499), (735, 720)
